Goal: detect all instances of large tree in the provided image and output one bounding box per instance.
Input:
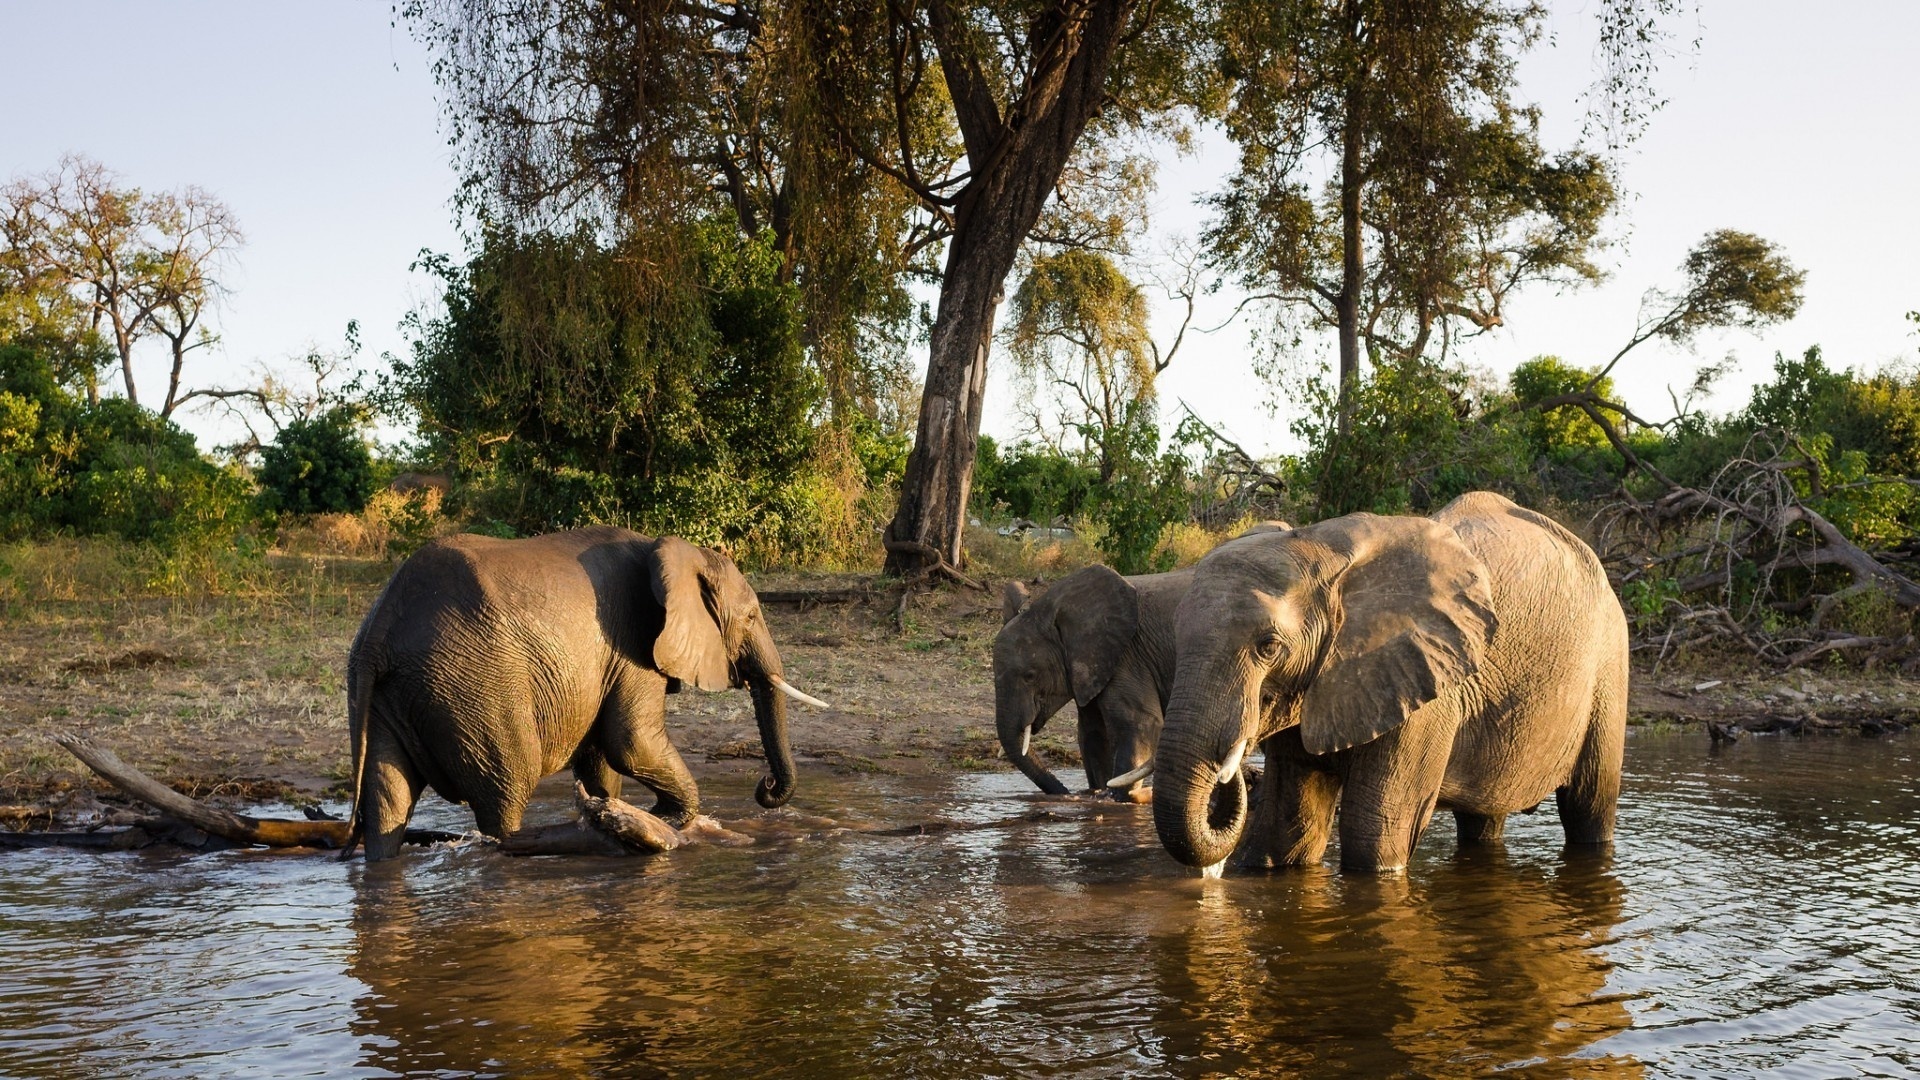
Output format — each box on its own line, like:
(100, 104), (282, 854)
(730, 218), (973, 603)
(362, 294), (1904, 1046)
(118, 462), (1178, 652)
(1, 155), (240, 415)
(408, 0), (1211, 575)
(1206, 0), (1618, 434)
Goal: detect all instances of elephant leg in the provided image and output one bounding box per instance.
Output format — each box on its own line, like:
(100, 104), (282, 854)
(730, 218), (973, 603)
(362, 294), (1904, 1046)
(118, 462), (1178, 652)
(1557, 696), (1625, 845)
(571, 741), (621, 800)
(1075, 700), (1114, 793)
(1237, 727), (1340, 869)
(360, 721), (425, 862)
(1336, 720), (1454, 873)
(1454, 810), (1506, 844)
(596, 671), (699, 826)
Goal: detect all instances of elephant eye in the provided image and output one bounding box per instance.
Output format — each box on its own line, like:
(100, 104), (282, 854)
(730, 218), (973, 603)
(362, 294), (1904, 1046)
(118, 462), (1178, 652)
(1254, 633), (1286, 663)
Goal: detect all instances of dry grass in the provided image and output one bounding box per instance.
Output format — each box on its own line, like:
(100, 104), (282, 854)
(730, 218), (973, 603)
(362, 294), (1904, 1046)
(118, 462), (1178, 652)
(0, 533), (1035, 821)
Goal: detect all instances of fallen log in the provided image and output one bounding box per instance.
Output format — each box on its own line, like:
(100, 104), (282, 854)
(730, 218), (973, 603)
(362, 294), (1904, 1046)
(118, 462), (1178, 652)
(496, 784), (754, 856)
(49, 734), (462, 851)
(57, 735), (355, 848)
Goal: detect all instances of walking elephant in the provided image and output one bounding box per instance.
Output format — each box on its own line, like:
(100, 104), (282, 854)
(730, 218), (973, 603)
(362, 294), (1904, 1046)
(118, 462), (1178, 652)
(343, 526), (824, 860)
(1151, 492), (1627, 874)
(994, 522), (1292, 801)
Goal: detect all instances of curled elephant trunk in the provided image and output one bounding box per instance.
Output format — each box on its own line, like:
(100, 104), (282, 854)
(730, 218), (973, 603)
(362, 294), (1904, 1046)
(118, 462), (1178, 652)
(996, 690), (1071, 796)
(741, 631), (798, 809)
(1152, 692), (1251, 869)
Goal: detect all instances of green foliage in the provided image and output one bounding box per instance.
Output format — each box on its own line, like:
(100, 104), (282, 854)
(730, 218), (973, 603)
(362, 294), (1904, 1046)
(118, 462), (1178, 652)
(392, 222), (888, 565)
(0, 340), (251, 548)
(971, 435), (1098, 524)
(1291, 355), (1527, 517)
(1509, 356), (1617, 457)
(258, 409), (378, 516)
(1084, 403), (1194, 573)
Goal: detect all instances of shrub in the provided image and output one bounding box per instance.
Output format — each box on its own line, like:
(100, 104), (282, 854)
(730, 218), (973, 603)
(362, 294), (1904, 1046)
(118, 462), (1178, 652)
(258, 408), (379, 516)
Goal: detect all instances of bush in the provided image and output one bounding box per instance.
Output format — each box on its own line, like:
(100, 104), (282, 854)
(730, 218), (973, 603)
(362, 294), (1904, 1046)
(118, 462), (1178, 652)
(1290, 356), (1528, 517)
(258, 408), (379, 516)
(392, 222), (891, 567)
(0, 343), (253, 549)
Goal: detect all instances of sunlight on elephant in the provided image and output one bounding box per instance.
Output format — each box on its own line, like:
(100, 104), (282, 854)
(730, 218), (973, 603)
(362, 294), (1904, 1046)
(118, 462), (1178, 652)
(344, 526), (826, 860)
(1151, 492), (1628, 874)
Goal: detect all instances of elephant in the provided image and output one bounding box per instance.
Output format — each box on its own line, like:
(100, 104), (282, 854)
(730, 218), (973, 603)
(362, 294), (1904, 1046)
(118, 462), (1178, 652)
(342, 526), (825, 860)
(1150, 491), (1628, 874)
(993, 565), (1190, 801)
(993, 522), (1292, 802)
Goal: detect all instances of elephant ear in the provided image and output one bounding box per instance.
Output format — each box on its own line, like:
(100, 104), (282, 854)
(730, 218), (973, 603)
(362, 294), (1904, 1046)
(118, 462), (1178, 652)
(1042, 564), (1141, 707)
(1297, 515), (1498, 755)
(649, 536), (731, 691)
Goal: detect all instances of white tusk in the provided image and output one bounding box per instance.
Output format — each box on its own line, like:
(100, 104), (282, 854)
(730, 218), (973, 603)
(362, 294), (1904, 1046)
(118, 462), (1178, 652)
(1200, 859), (1227, 879)
(1216, 740), (1247, 785)
(1019, 726), (1032, 759)
(769, 675), (831, 710)
(1106, 759), (1155, 789)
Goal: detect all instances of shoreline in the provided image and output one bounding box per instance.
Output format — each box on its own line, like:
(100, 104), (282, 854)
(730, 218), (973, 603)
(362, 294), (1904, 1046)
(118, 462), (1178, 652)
(3, 570), (1914, 831)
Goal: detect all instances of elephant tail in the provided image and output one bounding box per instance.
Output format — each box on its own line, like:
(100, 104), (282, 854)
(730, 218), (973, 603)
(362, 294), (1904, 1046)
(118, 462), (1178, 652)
(339, 658), (375, 860)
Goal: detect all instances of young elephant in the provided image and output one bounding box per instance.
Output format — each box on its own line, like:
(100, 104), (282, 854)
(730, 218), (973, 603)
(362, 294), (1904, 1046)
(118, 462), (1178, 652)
(993, 522), (1292, 801)
(994, 565), (1190, 801)
(1152, 492), (1627, 874)
(343, 526), (823, 860)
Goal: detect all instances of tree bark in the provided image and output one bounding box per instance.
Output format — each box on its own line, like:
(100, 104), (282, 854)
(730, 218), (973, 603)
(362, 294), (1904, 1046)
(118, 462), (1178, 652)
(1334, 0), (1367, 438)
(882, 0), (1138, 576)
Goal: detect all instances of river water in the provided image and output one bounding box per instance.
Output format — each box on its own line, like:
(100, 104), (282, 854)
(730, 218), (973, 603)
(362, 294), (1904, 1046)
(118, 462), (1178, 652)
(1, 733), (1916, 1078)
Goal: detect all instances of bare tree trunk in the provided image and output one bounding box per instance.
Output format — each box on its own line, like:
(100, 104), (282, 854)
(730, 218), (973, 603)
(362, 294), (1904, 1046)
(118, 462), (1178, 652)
(1334, 0), (1367, 438)
(883, 0), (1137, 576)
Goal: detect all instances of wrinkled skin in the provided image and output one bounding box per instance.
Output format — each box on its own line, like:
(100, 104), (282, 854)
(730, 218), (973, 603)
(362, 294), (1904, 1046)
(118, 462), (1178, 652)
(993, 522), (1292, 801)
(1153, 492), (1627, 874)
(993, 565), (1186, 801)
(345, 527), (799, 861)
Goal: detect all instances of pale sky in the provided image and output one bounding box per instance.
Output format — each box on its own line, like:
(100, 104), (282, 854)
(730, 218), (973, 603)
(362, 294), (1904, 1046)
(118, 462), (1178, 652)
(5, 2), (1916, 457)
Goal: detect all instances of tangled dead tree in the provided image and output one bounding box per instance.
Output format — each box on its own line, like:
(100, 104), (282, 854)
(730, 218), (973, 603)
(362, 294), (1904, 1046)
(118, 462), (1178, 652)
(1546, 396), (1920, 671)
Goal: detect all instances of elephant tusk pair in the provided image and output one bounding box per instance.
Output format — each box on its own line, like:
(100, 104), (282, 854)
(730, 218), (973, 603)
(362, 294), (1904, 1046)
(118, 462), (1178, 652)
(769, 675), (831, 710)
(1106, 759), (1155, 789)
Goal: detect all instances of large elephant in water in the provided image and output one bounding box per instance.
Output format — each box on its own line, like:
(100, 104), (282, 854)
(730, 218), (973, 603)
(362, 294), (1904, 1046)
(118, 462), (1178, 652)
(344, 526), (823, 860)
(1151, 492), (1627, 874)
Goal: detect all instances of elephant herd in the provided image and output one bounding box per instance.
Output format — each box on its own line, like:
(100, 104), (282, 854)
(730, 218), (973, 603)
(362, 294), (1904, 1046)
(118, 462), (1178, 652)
(343, 491), (1628, 875)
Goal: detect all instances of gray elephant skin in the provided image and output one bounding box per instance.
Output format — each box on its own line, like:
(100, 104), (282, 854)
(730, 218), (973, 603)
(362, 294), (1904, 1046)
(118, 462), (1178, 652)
(1152, 491), (1628, 874)
(993, 565), (1188, 800)
(343, 526), (803, 860)
(993, 522), (1292, 801)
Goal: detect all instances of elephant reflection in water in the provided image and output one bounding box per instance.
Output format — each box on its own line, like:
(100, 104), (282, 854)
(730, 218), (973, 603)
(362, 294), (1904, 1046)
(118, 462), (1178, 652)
(345, 861), (725, 1076)
(1140, 851), (1642, 1078)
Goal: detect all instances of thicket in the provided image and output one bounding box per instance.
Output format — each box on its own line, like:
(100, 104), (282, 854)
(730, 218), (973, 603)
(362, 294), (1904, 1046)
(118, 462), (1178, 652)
(0, 338), (250, 549)
(384, 223), (908, 567)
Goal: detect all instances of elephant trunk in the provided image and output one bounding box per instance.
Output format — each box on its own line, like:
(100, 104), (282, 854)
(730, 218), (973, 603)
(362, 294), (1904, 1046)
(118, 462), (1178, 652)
(996, 687), (1071, 796)
(741, 628), (797, 809)
(1152, 681), (1252, 869)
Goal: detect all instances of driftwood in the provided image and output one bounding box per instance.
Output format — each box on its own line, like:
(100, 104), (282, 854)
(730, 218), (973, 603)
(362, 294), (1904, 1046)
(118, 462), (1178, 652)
(1517, 405), (1920, 670)
(56, 735), (360, 849)
(35, 734), (750, 858)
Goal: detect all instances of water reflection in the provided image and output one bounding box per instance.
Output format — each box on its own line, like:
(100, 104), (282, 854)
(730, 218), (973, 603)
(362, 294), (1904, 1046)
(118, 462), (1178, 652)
(1, 734), (1917, 1078)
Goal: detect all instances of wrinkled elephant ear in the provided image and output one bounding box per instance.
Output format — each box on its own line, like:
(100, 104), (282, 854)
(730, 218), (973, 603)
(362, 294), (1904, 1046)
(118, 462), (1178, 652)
(1296, 515), (1498, 755)
(649, 536), (731, 691)
(1044, 564), (1141, 707)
